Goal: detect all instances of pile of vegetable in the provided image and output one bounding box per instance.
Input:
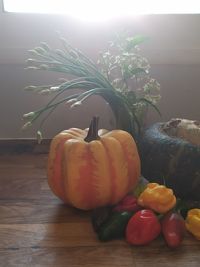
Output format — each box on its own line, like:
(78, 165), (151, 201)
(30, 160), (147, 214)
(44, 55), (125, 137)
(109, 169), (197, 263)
(91, 180), (200, 248)
(45, 116), (200, 247)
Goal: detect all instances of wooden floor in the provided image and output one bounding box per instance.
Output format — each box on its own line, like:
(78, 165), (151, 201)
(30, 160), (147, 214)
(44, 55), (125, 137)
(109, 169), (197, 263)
(0, 153), (200, 267)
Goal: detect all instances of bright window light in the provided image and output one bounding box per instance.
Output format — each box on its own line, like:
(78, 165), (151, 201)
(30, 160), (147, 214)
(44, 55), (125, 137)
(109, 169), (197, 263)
(3, 0), (200, 21)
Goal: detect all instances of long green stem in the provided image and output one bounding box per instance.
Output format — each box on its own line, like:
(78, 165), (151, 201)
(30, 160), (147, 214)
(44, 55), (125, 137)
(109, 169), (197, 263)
(30, 93), (80, 124)
(44, 79), (102, 109)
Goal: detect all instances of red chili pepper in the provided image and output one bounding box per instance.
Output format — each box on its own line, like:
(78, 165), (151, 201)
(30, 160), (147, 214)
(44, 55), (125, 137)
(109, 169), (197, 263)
(113, 195), (141, 213)
(125, 209), (161, 245)
(161, 211), (186, 248)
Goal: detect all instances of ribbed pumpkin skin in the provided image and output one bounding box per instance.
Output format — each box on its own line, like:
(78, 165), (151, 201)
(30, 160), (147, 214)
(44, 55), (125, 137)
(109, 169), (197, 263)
(47, 128), (141, 210)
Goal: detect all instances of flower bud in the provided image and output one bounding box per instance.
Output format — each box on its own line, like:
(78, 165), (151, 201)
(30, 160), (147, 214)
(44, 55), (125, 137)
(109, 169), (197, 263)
(50, 86), (60, 92)
(23, 112), (35, 120)
(22, 121), (32, 130)
(66, 98), (77, 104)
(37, 130), (43, 144)
(70, 101), (82, 108)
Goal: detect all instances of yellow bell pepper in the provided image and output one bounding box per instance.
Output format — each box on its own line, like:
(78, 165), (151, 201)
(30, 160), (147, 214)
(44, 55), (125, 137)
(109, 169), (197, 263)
(137, 183), (176, 214)
(185, 209), (200, 240)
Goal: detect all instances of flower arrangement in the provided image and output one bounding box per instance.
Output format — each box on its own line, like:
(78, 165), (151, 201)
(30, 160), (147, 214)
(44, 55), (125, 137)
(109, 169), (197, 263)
(22, 33), (161, 142)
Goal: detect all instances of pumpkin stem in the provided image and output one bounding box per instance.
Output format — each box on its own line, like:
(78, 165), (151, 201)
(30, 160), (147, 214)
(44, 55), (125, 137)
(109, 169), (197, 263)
(84, 116), (100, 142)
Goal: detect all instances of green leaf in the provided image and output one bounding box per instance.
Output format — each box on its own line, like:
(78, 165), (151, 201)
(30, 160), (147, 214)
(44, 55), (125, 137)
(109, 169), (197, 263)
(126, 35), (149, 51)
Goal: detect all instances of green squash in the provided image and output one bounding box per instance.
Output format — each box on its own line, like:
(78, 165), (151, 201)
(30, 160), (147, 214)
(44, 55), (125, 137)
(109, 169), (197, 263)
(139, 119), (200, 200)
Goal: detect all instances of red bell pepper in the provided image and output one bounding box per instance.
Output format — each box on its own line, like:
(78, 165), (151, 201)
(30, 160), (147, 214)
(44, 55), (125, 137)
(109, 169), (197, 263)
(113, 195), (141, 213)
(161, 211), (186, 248)
(125, 209), (161, 245)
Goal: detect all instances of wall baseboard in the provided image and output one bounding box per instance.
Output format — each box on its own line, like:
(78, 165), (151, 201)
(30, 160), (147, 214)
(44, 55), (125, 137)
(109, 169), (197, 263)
(0, 139), (51, 155)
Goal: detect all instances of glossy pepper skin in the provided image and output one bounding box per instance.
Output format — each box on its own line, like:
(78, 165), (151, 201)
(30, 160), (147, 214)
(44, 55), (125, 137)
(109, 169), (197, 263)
(113, 195), (142, 213)
(185, 208), (200, 240)
(91, 206), (112, 233)
(98, 211), (134, 241)
(161, 211), (186, 248)
(137, 183), (176, 214)
(125, 209), (161, 245)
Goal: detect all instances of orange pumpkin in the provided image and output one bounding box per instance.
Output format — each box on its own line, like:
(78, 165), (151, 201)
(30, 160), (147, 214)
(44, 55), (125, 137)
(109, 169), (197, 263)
(47, 117), (141, 210)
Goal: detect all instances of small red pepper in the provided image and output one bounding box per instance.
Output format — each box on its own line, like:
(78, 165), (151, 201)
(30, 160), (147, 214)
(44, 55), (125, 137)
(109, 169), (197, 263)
(125, 209), (161, 245)
(161, 211), (186, 248)
(113, 195), (141, 213)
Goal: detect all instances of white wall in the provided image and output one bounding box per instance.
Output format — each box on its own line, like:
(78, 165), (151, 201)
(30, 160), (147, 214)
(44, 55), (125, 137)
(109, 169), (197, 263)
(0, 3), (200, 138)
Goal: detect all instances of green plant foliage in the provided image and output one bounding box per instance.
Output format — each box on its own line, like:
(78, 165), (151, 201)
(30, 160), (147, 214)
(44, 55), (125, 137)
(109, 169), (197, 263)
(97, 33), (161, 127)
(22, 33), (161, 141)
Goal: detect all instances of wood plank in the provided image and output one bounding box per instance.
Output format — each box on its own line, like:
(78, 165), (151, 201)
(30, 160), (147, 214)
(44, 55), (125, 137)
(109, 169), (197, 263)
(0, 154), (56, 201)
(0, 222), (125, 249)
(0, 175), (56, 201)
(0, 221), (198, 249)
(131, 239), (200, 267)
(0, 201), (90, 224)
(1, 152), (200, 267)
(0, 238), (200, 267)
(0, 246), (134, 267)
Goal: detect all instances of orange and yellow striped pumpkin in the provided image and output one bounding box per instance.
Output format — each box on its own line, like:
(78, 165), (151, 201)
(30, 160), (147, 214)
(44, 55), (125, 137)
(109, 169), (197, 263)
(47, 117), (141, 210)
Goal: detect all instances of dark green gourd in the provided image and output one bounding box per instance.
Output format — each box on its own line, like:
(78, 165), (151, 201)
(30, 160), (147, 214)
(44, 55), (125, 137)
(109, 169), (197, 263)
(139, 119), (200, 200)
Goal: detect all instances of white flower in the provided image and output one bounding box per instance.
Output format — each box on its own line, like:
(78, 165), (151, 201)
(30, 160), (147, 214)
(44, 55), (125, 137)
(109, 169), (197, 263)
(22, 121), (32, 130)
(70, 101), (82, 108)
(36, 130), (43, 144)
(23, 112), (35, 120)
(50, 86), (60, 92)
(66, 98), (77, 104)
